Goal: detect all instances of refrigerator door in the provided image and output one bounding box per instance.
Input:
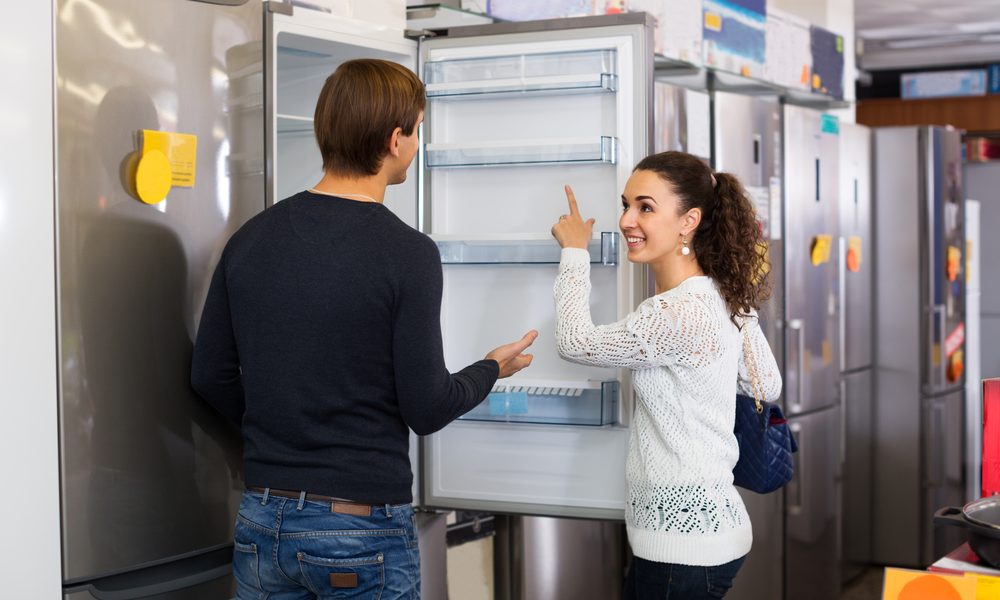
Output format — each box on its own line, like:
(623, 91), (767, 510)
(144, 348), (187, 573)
(922, 127), (965, 394)
(55, 0), (262, 581)
(265, 3), (419, 221)
(783, 105), (840, 415)
(711, 92), (784, 600)
(923, 389), (967, 563)
(784, 407), (842, 600)
(965, 199), (981, 502)
(842, 369), (873, 575)
(419, 15), (653, 518)
(839, 123), (873, 372)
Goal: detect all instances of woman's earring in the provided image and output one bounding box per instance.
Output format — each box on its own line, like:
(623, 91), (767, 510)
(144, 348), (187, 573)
(681, 237), (690, 256)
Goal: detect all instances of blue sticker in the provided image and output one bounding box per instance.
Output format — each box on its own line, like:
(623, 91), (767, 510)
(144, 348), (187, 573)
(989, 64), (1000, 94)
(821, 114), (840, 135)
(488, 391), (529, 415)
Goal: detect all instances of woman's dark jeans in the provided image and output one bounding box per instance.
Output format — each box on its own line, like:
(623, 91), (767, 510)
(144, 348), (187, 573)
(624, 555), (747, 599)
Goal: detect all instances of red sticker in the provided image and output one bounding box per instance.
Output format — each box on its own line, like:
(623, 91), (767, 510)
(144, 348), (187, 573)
(944, 323), (965, 357)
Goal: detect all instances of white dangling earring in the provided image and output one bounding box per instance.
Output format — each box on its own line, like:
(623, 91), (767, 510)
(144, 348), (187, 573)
(681, 237), (691, 256)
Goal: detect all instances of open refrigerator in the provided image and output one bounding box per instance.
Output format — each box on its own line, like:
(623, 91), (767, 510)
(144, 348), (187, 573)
(266, 5), (654, 524)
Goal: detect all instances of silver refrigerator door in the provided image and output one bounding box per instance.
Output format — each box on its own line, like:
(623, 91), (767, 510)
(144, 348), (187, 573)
(922, 127), (965, 395)
(838, 122), (874, 578)
(782, 105), (840, 416)
(56, 0), (263, 582)
(711, 91), (784, 600)
(785, 407), (842, 600)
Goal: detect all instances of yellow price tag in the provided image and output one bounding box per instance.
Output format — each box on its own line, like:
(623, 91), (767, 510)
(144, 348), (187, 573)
(704, 12), (722, 32)
(810, 234), (833, 266)
(142, 129), (198, 187)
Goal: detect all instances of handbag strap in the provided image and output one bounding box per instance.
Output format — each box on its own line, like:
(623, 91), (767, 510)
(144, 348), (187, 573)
(741, 318), (765, 414)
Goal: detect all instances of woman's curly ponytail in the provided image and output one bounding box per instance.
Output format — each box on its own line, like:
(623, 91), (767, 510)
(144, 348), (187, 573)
(633, 151), (771, 324)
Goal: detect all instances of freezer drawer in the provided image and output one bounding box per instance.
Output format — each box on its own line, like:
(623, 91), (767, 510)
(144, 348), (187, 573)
(727, 489), (783, 600)
(785, 407), (841, 600)
(842, 369), (873, 576)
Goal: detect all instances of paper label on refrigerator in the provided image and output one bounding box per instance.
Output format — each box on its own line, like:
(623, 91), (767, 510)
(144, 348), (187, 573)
(142, 130), (197, 187)
(768, 177), (782, 240)
(746, 185), (769, 238)
(945, 322), (965, 357)
(847, 235), (862, 272)
(810, 234), (833, 266)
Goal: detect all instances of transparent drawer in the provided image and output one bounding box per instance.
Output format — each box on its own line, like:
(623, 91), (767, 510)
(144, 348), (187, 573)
(459, 379), (619, 426)
(435, 232), (618, 265)
(425, 137), (617, 168)
(425, 49), (617, 98)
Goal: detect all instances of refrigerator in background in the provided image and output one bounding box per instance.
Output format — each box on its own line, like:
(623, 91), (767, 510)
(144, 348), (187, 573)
(966, 199), (981, 502)
(56, 0), (264, 597)
(838, 122), (874, 582)
(782, 104), (843, 600)
(711, 91), (785, 600)
(873, 126), (966, 567)
(652, 80), (711, 161)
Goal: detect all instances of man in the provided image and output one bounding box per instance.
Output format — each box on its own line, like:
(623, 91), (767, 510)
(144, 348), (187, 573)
(192, 58), (536, 600)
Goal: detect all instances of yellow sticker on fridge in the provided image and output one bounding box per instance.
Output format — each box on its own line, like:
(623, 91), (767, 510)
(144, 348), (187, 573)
(142, 130), (197, 187)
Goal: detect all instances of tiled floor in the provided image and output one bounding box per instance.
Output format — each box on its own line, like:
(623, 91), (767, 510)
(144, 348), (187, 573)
(840, 568), (884, 600)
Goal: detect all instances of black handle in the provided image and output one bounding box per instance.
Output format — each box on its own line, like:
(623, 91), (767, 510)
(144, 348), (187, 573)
(933, 506), (967, 528)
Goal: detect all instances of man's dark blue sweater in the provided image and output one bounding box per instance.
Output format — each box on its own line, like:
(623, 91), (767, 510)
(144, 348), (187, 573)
(191, 191), (499, 504)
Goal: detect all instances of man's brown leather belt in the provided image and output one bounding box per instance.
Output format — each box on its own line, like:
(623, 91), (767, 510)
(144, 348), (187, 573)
(248, 487), (372, 517)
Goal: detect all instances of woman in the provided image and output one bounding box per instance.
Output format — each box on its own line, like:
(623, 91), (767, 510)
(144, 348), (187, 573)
(550, 151), (782, 599)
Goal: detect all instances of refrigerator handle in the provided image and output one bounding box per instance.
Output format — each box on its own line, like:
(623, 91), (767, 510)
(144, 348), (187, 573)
(753, 133), (762, 182)
(931, 304), (946, 389)
(787, 421), (804, 515)
(838, 236), (846, 371)
(839, 378), (847, 471)
(788, 319), (805, 413)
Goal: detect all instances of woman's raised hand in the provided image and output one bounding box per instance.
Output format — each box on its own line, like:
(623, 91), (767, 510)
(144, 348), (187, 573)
(550, 185), (595, 250)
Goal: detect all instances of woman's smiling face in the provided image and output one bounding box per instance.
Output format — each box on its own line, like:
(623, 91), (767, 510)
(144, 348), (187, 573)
(619, 169), (691, 265)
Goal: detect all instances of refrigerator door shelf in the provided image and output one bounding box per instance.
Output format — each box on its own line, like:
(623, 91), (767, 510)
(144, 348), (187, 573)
(425, 48), (617, 89)
(426, 73), (617, 99)
(458, 379), (619, 427)
(435, 232), (618, 265)
(277, 113), (313, 134)
(425, 137), (618, 168)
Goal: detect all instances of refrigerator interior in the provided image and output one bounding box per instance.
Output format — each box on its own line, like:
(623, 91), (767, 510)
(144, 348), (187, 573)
(55, 0), (261, 588)
(838, 122), (874, 579)
(710, 90), (784, 600)
(420, 17), (652, 519)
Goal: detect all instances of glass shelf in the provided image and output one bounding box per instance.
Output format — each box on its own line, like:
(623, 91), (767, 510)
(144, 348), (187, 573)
(425, 49), (617, 99)
(277, 113), (313, 134)
(458, 379), (619, 426)
(425, 136), (617, 168)
(426, 73), (617, 98)
(435, 232), (618, 265)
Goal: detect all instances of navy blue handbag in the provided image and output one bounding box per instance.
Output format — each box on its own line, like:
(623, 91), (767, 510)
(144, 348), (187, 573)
(732, 393), (797, 493)
(732, 326), (798, 494)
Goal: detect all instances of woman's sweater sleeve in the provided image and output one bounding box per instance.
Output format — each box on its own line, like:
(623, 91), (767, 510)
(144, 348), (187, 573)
(737, 316), (783, 402)
(554, 248), (695, 369)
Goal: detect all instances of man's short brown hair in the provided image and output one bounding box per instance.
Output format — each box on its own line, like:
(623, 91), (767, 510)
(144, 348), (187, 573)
(313, 59), (425, 177)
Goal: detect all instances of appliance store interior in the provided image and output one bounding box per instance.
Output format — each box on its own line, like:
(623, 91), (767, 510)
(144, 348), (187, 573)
(5, 1), (1000, 599)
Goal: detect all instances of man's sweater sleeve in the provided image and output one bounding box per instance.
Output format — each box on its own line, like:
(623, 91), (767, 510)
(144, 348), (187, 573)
(191, 254), (245, 427)
(392, 237), (499, 435)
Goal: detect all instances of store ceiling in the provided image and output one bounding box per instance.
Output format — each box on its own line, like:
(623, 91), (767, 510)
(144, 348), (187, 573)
(855, 0), (1000, 70)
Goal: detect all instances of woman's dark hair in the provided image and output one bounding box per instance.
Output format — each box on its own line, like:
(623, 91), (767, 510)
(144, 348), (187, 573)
(633, 151), (771, 324)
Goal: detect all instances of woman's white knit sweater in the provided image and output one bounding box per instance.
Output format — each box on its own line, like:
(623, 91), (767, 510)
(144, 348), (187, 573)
(554, 248), (782, 566)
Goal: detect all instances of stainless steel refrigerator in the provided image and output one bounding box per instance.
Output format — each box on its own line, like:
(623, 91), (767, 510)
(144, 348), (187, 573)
(712, 91), (786, 600)
(782, 104), (843, 600)
(873, 126), (966, 567)
(56, 0), (264, 597)
(838, 122), (874, 581)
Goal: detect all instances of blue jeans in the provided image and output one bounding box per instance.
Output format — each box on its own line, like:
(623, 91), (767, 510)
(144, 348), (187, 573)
(232, 490), (421, 600)
(624, 555), (747, 599)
